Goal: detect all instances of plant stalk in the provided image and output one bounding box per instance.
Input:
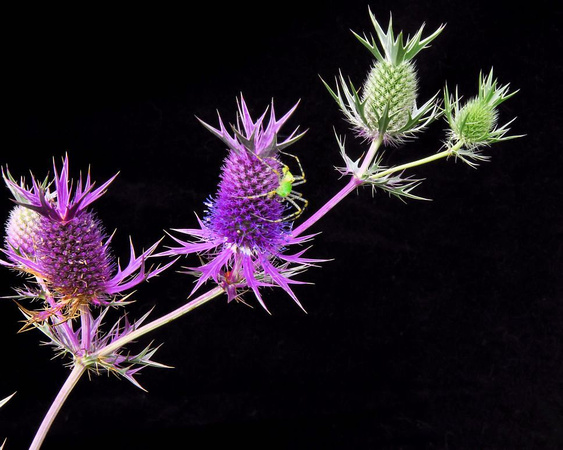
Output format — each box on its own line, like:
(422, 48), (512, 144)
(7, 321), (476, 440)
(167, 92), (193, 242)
(29, 363), (86, 450)
(293, 140), (462, 237)
(95, 286), (223, 358)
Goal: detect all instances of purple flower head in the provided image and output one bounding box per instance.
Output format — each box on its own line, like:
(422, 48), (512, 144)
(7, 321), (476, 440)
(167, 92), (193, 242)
(2, 155), (169, 318)
(161, 96), (324, 313)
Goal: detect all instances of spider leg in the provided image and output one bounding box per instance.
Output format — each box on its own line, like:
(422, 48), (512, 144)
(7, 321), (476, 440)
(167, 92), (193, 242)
(235, 191), (275, 200)
(278, 150), (306, 182)
(253, 191), (308, 223)
(279, 195), (307, 222)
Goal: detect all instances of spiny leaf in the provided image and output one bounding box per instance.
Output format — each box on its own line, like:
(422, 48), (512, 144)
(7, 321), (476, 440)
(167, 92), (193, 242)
(0, 392), (16, 409)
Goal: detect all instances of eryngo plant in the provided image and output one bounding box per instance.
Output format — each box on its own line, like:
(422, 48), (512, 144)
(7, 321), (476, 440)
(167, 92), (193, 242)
(443, 68), (521, 166)
(2, 9), (521, 449)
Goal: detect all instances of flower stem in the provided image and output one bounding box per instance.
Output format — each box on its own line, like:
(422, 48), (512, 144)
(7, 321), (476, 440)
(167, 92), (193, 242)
(28, 287), (223, 448)
(292, 137), (383, 237)
(370, 141), (464, 181)
(80, 304), (91, 353)
(292, 177), (360, 237)
(29, 363), (86, 450)
(357, 135), (384, 177)
(94, 286), (224, 358)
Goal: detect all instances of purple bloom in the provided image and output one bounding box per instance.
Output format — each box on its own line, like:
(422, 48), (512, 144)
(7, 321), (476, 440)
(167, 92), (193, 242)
(2, 155), (168, 318)
(161, 96), (323, 312)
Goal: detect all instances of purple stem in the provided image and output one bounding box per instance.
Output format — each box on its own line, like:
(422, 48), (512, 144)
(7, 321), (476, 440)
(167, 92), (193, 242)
(292, 176), (362, 238)
(36, 278), (80, 351)
(292, 135), (382, 238)
(80, 305), (92, 353)
(96, 286), (223, 358)
(29, 363), (86, 450)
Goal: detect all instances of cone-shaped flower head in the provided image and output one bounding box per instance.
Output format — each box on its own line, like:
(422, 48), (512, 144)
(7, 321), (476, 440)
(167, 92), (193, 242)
(325, 9), (444, 145)
(444, 68), (520, 152)
(161, 96), (323, 313)
(2, 155), (168, 319)
(361, 58), (418, 138)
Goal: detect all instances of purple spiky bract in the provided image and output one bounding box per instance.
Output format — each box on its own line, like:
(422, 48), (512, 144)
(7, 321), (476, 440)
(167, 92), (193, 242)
(162, 96), (323, 312)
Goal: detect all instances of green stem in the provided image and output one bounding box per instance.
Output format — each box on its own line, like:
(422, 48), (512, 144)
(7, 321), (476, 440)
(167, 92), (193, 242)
(370, 141), (463, 181)
(29, 363), (86, 450)
(357, 135), (385, 177)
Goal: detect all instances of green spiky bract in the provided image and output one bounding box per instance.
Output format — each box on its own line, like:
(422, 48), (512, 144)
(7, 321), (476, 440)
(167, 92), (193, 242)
(353, 10), (445, 66)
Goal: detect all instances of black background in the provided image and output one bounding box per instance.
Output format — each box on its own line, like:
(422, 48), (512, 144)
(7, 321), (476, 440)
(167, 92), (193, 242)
(1, 1), (561, 448)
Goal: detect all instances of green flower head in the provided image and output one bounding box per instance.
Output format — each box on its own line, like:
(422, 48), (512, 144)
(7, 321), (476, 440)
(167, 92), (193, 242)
(444, 68), (520, 151)
(325, 9), (444, 145)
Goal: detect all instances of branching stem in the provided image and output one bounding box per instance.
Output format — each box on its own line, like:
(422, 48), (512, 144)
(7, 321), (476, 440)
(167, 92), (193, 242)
(293, 139), (463, 237)
(29, 286), (223, 449)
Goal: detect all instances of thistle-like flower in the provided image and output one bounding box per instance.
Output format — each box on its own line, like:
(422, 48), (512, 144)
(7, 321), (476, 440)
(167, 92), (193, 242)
(324, 9), (444, 144)
(160, 96), (322, 313)
(2, 155), (168, 321)
(444, 68), (521, 165)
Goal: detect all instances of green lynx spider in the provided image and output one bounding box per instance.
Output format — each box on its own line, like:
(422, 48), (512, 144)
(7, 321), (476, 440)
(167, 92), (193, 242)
(243, 150), (308, 223)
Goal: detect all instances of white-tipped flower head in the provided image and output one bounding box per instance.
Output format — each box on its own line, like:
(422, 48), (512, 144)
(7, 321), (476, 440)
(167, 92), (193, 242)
(444, 68), (520, 153)
(361, 59), (418, 138)
(5, 205), (41, 258)
(325, 10), (444, 145)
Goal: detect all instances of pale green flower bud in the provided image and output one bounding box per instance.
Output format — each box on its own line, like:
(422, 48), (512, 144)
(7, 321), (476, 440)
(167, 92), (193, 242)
(450, 98), (498, 147)
(444, 69), (521, 154)
(362, 60), (419, 141)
